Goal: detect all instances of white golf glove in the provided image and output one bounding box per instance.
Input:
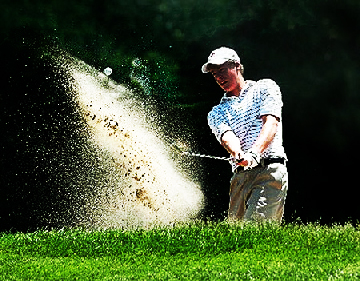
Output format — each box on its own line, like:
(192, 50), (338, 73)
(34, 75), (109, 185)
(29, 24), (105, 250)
(242, 150), (261, 170)
(229, 150), (261, 170)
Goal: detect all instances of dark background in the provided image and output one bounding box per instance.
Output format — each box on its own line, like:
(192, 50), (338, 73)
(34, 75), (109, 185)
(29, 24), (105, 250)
(1, 0), (360, 231)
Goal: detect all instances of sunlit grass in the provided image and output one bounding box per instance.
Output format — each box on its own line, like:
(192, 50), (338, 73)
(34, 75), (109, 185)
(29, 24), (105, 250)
(1, 221), (359, 280)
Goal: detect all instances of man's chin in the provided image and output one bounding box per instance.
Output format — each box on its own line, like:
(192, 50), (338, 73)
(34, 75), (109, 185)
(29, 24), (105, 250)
(223, 86), (231, 93)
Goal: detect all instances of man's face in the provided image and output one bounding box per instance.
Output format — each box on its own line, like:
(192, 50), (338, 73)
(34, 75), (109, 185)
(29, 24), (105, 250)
(209, 62), (241, 96)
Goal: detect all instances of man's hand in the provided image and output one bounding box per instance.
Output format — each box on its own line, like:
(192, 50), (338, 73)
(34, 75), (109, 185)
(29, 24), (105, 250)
(234, 152), (244, 164)
(237, 150), (261, 169)
(221, 131), (260, 169)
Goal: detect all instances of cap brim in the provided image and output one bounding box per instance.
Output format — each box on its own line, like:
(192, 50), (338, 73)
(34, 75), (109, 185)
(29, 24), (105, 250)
(201, 58), (228, 73)
(201, 63), (210, 73)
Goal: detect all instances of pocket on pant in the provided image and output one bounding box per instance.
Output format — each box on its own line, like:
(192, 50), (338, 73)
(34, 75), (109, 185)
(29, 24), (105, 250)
(266, 163), (288, 191)
(229, 172), (246, 194)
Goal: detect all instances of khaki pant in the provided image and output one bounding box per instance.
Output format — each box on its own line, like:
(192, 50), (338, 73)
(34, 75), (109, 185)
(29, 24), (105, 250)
(228, 163), (288, 222)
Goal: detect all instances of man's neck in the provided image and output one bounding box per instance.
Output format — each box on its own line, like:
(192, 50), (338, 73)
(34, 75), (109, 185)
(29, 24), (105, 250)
(226, 78), (246, 97)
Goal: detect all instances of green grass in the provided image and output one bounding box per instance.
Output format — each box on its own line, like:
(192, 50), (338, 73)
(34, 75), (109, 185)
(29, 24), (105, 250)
(1, 221), (359, 280)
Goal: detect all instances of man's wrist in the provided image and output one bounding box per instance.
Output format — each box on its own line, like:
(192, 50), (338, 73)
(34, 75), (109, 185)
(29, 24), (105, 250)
(248, 149), (261, 164)
(236, 152), (244, 161)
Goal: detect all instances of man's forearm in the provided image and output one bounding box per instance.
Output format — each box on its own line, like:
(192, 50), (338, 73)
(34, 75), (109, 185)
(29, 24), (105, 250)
(220, 130), (244, 158)
(251, 115), (278, 154)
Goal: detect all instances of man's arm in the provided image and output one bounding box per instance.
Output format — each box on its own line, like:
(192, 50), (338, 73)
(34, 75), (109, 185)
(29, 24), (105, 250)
(251, 114), (279, 155)
(220, 114), (278, 166)
(220, 130), (244, 159)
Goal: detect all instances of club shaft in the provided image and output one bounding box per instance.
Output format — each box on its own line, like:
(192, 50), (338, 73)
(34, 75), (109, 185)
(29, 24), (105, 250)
(182, 151), (230, 161)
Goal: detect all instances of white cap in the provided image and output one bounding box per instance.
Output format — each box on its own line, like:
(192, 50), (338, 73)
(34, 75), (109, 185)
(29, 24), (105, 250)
(201, 47), (240, 73)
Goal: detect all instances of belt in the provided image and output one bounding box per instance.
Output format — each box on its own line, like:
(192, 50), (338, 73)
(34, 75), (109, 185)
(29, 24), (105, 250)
(235, 158), (285, 173)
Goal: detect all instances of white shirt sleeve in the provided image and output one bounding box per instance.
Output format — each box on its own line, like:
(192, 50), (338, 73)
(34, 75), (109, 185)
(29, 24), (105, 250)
(258, 79), (283, 120)
(207, 107), (232, 143)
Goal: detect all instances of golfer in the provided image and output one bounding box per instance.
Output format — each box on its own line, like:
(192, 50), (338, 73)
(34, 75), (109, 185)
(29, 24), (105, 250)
(203, 47), (288, 222)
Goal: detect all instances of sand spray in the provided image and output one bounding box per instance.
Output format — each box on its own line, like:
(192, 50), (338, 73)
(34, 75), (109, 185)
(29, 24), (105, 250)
(48, 51), (204, 229)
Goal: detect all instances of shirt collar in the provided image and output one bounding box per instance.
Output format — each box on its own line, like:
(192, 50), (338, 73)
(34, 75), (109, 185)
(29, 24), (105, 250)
(220, 80), (255, 102)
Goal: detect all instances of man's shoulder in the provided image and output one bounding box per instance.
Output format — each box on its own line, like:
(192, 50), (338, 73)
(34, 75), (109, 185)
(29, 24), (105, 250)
(251, 79), (279, 89)
(249, 79), (281, 98)
(207, 95), (231, 120)
(208, 102), (224, 115)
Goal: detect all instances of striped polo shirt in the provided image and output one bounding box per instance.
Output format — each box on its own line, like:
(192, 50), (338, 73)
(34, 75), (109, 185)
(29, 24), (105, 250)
(207, 79), (287, 170)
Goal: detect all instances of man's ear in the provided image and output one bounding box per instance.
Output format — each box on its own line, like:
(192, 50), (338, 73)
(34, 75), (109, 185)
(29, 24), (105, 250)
(234, 62), (242, 74)
(238, 63), (244, 75)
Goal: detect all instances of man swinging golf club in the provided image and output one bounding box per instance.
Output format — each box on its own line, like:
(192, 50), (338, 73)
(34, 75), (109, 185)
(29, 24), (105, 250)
(203, 47), (288, 222)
